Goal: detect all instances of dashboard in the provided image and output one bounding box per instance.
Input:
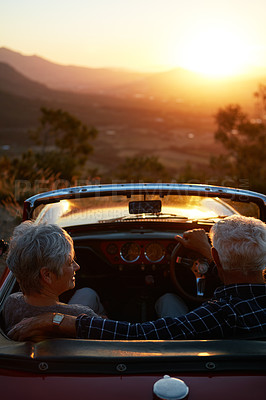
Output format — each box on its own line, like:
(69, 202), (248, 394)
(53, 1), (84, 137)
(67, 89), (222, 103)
(101, 240), (176, 266)
(68, 232), (215, 320)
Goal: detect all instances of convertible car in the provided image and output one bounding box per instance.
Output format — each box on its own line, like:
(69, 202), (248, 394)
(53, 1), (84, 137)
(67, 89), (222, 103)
(0, 183), (265, 399)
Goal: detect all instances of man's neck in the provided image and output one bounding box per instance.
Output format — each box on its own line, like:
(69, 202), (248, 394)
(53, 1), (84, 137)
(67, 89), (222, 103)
(222, 271), (265, 285)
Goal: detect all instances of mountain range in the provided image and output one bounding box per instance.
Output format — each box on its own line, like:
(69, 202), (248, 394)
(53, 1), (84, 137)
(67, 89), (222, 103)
(1, 47), (265, 104)
(0, 47), (266, 175)
(0, 47), (147, 93)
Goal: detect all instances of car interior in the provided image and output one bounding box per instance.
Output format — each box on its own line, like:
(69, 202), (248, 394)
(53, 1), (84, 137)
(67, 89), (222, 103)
(59, 220), (221, 323)
(0, 186), (265, 331)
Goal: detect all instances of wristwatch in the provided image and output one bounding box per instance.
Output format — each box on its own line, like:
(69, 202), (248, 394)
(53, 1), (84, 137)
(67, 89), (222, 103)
(52, 313), (65, 326)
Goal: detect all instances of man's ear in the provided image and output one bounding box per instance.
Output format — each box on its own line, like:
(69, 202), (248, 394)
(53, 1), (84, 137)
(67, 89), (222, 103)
(211, 247), (220, 266)
(40, 267), (53, 285)
(211, 247), (223, 277)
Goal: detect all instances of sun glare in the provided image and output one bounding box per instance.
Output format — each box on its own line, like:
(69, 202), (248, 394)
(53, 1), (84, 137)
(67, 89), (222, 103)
(175, 27), (250, 77)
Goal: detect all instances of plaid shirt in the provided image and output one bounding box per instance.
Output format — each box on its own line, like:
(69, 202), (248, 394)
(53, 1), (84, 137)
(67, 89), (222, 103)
(76, 284), (266, 340)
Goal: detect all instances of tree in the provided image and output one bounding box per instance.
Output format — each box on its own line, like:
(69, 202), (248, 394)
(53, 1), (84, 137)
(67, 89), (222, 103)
(210, 96), (266, 193)
(114, 155), (172, 183)
(0, 107), (98, 206)
(29, 107), (98, 179)
(254, 84), (266, 120)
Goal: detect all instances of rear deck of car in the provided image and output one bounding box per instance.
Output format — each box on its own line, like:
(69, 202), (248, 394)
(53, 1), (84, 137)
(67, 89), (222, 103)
(0, 333), (265, 375)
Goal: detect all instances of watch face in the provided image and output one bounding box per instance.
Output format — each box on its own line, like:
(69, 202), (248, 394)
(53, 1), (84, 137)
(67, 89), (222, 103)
(53, 313), (64, 325)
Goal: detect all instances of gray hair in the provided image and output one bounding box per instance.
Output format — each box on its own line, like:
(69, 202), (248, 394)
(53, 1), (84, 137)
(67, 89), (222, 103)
(7, 221), (74, 294)
(209, 215), (266, 274)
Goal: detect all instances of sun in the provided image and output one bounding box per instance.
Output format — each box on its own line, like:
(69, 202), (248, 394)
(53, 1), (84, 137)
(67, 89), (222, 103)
(175, 27), (250, 77)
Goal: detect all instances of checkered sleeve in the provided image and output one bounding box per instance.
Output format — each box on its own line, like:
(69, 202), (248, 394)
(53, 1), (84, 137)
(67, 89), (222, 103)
(75, 284), (266, 340)
(75, 300), (232, 340)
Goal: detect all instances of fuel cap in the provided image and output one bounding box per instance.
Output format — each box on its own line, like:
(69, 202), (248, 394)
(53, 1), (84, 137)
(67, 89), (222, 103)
(153, 375), (189, 400)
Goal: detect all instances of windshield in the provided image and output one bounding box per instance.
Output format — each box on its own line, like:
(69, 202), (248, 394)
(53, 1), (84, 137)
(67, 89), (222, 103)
(33, 194), (260, 227)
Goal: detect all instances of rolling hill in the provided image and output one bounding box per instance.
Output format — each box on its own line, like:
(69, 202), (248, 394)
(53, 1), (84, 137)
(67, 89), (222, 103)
(0, 62), (56, 99)
(0, 61), (220, 175)
(1, 47), (265, 107)
(1, 48), (265, 177)
(0, 47), (147, 93)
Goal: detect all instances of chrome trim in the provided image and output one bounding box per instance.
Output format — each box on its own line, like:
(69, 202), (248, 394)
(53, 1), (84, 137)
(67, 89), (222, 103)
(120, 242), (141, 263)
(0, 271), (16, 311)
(144, 242), (165, 263)
(24, 183), (266, 218)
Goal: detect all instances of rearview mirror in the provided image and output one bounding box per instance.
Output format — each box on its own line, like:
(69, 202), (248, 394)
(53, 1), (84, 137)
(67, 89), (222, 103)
(129, 200), (162, 214)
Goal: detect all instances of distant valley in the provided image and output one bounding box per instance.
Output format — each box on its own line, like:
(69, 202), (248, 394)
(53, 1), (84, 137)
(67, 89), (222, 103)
(0, 47), (265, 177)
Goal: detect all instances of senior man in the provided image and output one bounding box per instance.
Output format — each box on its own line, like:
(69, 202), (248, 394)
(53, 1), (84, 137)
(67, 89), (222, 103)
(8, 215), (266, 341)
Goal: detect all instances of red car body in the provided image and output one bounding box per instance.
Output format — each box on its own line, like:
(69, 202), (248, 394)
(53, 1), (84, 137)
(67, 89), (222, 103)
(0, 183), (265, 399)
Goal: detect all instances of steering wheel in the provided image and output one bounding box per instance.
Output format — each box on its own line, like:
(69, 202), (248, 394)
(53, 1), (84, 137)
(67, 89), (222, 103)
(170, 243), (211, 303)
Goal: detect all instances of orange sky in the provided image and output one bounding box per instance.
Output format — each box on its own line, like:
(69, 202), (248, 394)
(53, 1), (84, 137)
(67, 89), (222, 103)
(1, 0), (266, 77)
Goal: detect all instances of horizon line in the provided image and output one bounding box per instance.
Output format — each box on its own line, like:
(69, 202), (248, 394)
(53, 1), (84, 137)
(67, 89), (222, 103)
(1, 45), (266, 80)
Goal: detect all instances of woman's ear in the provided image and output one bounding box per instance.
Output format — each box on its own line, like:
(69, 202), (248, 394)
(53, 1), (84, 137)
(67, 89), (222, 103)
(40, 267), (53, 285)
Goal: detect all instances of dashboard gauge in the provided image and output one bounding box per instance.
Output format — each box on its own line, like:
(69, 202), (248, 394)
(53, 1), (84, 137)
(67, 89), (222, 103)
(120, 242), (141, 263)
(145, 243), (165, 263)
(106, 243), (118, 255)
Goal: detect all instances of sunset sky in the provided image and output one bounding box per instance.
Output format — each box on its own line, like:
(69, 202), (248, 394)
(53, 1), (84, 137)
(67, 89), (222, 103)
(1, 0), (266, 77)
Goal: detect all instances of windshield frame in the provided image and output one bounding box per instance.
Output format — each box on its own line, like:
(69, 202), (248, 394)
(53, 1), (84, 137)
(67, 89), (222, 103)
(23, 183), (266, 223)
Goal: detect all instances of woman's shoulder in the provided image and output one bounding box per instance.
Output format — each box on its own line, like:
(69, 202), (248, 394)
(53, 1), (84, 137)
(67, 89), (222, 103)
(2, 292), (27, 332)
(56, 303), (98, 317)
(4, 292), (24, 307)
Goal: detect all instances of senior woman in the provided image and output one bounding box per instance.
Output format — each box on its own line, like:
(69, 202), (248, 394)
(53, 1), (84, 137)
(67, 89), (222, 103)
(3, 221), (105, 336)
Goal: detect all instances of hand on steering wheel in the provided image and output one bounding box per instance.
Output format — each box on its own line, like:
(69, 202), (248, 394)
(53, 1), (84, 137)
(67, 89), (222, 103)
(175, 229), (212, 263)
(170, 229), (214, 303)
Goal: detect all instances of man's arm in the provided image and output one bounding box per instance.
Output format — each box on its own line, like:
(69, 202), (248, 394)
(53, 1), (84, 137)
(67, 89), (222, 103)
(8, 313), (187, 341)
(8, 301), (230, 342)
(76, 315), (186, 340)
(7, 313), (77, 342)
(75, 305), (226, 340)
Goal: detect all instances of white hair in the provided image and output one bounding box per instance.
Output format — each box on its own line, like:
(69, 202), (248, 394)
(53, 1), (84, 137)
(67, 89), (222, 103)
(7, 221), (74, 294)
(209, 215), (266, 274)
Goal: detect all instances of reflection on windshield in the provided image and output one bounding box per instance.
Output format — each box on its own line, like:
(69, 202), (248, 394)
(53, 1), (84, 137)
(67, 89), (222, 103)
(33, 194), (248, 227)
